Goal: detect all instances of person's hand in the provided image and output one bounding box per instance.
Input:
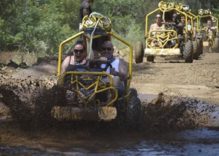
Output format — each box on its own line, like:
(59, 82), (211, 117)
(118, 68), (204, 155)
(110, 67), (127, 80)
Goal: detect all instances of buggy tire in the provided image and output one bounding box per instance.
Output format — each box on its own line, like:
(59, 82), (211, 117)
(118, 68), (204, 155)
(134, 41), (144, 63)
(183, 40), (193, 63)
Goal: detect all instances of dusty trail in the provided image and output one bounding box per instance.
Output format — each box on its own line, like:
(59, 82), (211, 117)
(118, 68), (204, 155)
(132, 53), (219, 104)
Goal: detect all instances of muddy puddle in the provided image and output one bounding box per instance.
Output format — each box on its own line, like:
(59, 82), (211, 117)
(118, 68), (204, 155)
(0, 92), (219, 155)
(0, 124), (219, 155)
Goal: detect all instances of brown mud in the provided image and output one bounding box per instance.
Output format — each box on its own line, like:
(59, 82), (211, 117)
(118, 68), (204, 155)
(0, 53), (219, 130)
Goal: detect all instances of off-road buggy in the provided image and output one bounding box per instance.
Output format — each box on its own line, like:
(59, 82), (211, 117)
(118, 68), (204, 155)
(135, 1), (200, 63)
(50, 13), (141, 125)
(197, 9), (219, 53)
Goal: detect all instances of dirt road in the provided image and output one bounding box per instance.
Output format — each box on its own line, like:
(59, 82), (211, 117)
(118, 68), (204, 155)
(131, 53), (219, 104)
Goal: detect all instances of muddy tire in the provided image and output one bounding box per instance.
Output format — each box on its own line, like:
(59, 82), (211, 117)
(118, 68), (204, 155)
(183, 40), (193, 63)
(125, 88), (142, 128)
(134, 41), (144, 63)
(212, 37), (219, 53)
(147, 56), (155, 62)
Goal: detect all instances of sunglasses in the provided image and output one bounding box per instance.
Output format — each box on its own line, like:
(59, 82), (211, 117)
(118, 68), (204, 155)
(74, 49), (84, 54)
(102, 47), (112, 51)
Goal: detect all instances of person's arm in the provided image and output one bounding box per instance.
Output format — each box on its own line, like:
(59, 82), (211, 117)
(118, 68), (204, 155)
(149, 24), (154, 32)
(118, 59), (128, 81)
(61, 56), (71, 73)
(109, 59), (127, 81)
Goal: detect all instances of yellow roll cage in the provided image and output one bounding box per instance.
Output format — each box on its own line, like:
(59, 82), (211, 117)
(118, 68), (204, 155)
(145, 1), (196, 38)
(56, 31), (133, 106)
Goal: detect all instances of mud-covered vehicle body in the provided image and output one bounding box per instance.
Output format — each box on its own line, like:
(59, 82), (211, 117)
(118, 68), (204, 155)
(135, 1), (197, 63)
(51, 13), (141, 124)
(197, 9), (219, 53)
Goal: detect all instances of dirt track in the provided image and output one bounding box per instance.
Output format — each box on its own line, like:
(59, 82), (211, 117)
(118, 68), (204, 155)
(132, 52), (219, 104)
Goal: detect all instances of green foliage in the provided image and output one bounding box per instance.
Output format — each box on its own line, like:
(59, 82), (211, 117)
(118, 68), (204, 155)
(93, 0), (146, 44)
(0, 0), (79, 54)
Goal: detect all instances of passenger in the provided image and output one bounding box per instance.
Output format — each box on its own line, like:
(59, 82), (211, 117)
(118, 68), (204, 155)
(100, 40), (128, 95)
(205, 19), (216, 41)
(172, 13), (179, 25)
(193, 21), (197, 39)
(206, 19), (217, 31)
(207, 20), (213, 29)
(62, 39), (87, 73)
(149, 14), (165, 32)
(176, 16), (186, 36)
(186, 19), (194, 39)
(149, 14), (165, 47)
(187, 19), (192, 32)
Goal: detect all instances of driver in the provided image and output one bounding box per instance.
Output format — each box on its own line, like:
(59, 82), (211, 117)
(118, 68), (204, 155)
(206, 19), (217, 36)
(99, 40), (128, 96)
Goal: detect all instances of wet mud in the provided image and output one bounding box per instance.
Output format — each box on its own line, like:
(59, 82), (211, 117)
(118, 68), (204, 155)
(0, 72), (218, 130)
(142, 93), (219, 131)
(0, 53), (219, 155)
(0, 122), (219, 155)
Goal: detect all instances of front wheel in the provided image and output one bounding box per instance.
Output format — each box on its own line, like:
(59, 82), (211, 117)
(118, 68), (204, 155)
(183, 40), (193, 63)
(134, 41), (144, 63)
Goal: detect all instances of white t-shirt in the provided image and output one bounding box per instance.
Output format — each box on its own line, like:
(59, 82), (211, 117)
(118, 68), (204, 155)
(101, 58), (120, 73)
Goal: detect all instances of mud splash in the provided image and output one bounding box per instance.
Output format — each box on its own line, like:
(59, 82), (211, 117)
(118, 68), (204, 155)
(141, 93), (219, 131)
(0, 73), (58, 125)
(0, 72), (219, 130)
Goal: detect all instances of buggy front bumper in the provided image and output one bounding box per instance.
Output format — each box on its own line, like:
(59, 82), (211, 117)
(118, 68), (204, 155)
(51, 106), (117, 121)
(144, 48), (181, 56)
